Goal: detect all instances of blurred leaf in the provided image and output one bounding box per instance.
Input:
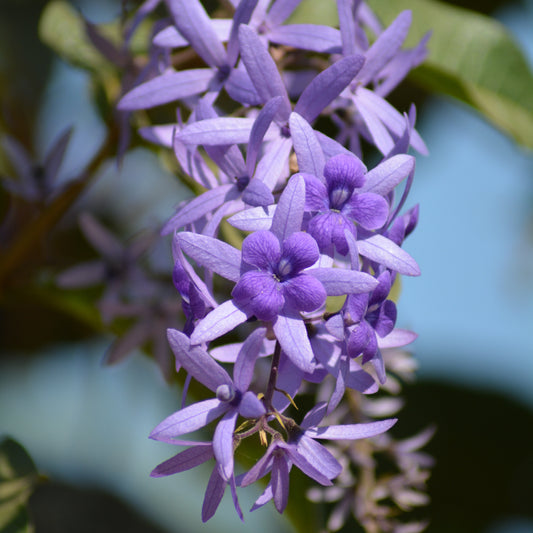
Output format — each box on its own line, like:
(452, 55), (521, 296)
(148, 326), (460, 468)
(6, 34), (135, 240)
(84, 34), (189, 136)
(38, 1), (109, 71)
(368, 0), (533, 150)
(291, 0), (533, 150)
(0, 438), (38, 533)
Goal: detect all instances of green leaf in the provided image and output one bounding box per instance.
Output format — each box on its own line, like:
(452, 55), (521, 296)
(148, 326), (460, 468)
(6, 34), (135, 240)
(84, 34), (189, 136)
(38, 1), (109, 71)
(367, 0), (533, 150)
(0, 438), (38, 533)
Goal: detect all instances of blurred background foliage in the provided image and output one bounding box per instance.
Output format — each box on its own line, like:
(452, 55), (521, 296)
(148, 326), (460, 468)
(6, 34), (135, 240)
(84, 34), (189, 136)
(0, 0), (532, 532)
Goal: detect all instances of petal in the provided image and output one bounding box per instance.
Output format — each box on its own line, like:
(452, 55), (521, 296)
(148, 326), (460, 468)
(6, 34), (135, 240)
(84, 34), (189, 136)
(150, 399), (228, 440)
(150, 444), (214, 477)
(232, 271), (284, 321)
(377, 328), (417, 349)
(296, 435), (342, 479)
(283, 444), (333, 486)
(345, 192), (389, 230)
(242, 178), (275, 207)
(225, 68), (263, 106)
(371, 300), (397, 337)
(281, 232), (320, 272)
(178, 232), (242, 282)
(346, 293), (369, 323)
(289, 112), (325, 179)
(294, 55), (365, 123)
(361, 154), (414, 196)
(346, 361), (378, 394)
(267, 0), (302, 26)
(303, 174), (328, 211)
(357, 235), (420, 276)
(270, 173), (305, 242)
(234, 327), (267, 391)
(238, 24), (291, 121)
(228, 204), (276, 232)
(202, 466), (226, 522)
(324, 153), (366, 191)
(176, 117), (267, 145)
(272, 352), (304, 413)
(226, 0), (259, 66)
(347, 320), (374, 358)
(300, 402), (328, 430)
(307, 211), (342, 252)
(213, 409), (239, 480)
(241, 230), (281, 269)
(167, 329), (232, 392)
(272, 455), (290, 513)
(253, 136), (292, 189)
(117, 69), (214, 110)
(309, 268), (378, 296)
(239, 391), (266, 419)
(241, 445), (275, 487)
(273, 312), (315, 372)
(283, 273), (326, 312)
(191, 300), (252, 344)
(307, 418), (397, 440)
(269, 24), (341, 53)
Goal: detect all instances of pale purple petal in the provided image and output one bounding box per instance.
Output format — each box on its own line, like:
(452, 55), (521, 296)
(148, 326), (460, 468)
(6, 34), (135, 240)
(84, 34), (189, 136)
(377, 328), (417, 349)
(283, 444), (333, 485)
(246, 96), (283, 176)
(307, 418), (397, 440)
(241, 446), (275, 486)
(325, 314), (345, 341)
(300, 402), (328, 430)
(242, 179), (274, 207)
(161, 184), (235, 234)
(289, 113), (325, 179)
(232, 271), (284, 321)
(345, 229), (360, 270)
(225, 68), (263, 106)
(213, 409), (239, 480)
(273, 312), (315, 372)
(269, 24), (341, 53)
(267, 0), (302, 26)
(272, 352), (303, 412)
(79, 213), (123, 259)
(283, 274), (326, 312)
(139, 124), (176, 147)
(150, 398), (228, 440)
(294, 55), (365, 123)
(346, 361), (378, 394)
(228, 204), (275, 231)
(347, 293), (369, 322)
(362, 154), (414, 196)
(118, 69), (214, 110)
(234, 327), (267, 390)
(309, 268), (378, 295)
(202, 466), (226, 522)
(356, 11), (412, 86)
(270, 174), (305, 241)
(167, 329), (232, 391)
(357, 235), (420, 276)
(191, 300), (252, 344)
(250, 484), (274, 511)
(239, 391), (266, 418)
(254, 136), (292, 189)
(151, 444), (214, 477)
(337, 0), (358, 56)
(166, 0), (227, 68)
(238, 25), (291, 121)
(272, 455), (290, 513)
(354, 94), (395, 155)
(178, 232), (241, 282)
(242, 230), (281, 269)
(153, 19), (233, 48)
(316, 130), (354, 159)
(297, 435), (342, 479)
(227, 0), (259, 65)
(229, 475), (244, 521)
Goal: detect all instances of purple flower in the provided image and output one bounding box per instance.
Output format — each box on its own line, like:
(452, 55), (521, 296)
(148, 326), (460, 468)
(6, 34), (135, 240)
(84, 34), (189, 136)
(304, 153), (389, 255)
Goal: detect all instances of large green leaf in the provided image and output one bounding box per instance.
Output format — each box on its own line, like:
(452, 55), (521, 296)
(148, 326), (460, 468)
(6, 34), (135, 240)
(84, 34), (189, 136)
(0, 438), (38, 533)
(291, 0), (533, 150)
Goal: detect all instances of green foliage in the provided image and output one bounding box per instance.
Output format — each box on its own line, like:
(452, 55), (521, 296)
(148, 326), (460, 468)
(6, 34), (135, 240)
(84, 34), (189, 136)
(0, 438), (39, 533)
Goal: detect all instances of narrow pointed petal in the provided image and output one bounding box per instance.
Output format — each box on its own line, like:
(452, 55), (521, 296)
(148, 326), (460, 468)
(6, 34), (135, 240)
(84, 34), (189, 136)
(354, 95), (395, 155)
(309, 268), (378, 295)
(166, 0), (227, 68)
(161, 184), (235, 234)
(297, 435), (342, 479)
(241, 447), (275, 487)
(269, 24), (341, 53)
(202, 467), (226, 522)
(167, 329), (232, 391)
(272, 455), (290, 513)
(377, 328), (417, 349)
(56, 261), (106, 288)
(191, 300), (252, 344)
(228, 204), (276, 231)
(227, 0), (259, 65)
(290, 113), (325, 179)
(150, 399), (228, 440)
(178, 232), (241, 282)
(177, 117), (272, 146)
(301, 402), (328, 430)
(153, 19), (233, 48)
(273, 312), (315, 372)
(229, 475), (244, 521)
(337, 0), (358, 56)
(213, 409), (239, 480)
(358, 235), (420, 276)
(272, 352), (303, 413)
(346, 362), (378, 394)
(250, 484), (274, 511)
(356, 11), (412, 86)
(79, 213), (123, 259)
(238, 24), (291, 120)
(294, 55), (365, 123)
(246, 96), (283, 176)
(118, 69), (214, 110)
(270, 174), (305, 241)
(234, 328), (267, 391)
(226, 68), (263, 106)
(254, 136), (292, 189)
(284, 444), (333, 485)
(362, 154), (414, 196)
(151, 444), (214, 477)
(307, 418), (397, 440)
(267, 0), (302, 26)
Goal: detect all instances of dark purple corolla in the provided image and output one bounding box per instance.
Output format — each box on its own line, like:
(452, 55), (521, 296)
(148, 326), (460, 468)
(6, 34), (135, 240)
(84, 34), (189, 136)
(304, 153), (389, 255)
(232, 230), (326, 321)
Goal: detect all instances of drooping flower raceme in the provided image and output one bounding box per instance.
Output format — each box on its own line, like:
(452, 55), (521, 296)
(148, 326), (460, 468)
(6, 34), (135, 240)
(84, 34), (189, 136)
(115, 0), (430, 527)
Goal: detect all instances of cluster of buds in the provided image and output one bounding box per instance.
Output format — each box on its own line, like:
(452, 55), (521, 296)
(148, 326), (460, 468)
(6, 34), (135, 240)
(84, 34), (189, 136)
(116, 0), (431, 528)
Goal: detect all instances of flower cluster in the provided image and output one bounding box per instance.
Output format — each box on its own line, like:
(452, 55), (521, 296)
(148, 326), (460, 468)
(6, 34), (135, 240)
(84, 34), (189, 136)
(117, 0), (429, 527)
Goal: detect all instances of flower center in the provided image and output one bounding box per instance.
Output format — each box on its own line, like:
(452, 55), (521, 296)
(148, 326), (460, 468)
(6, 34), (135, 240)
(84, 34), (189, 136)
(329, 187), (351, 209)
